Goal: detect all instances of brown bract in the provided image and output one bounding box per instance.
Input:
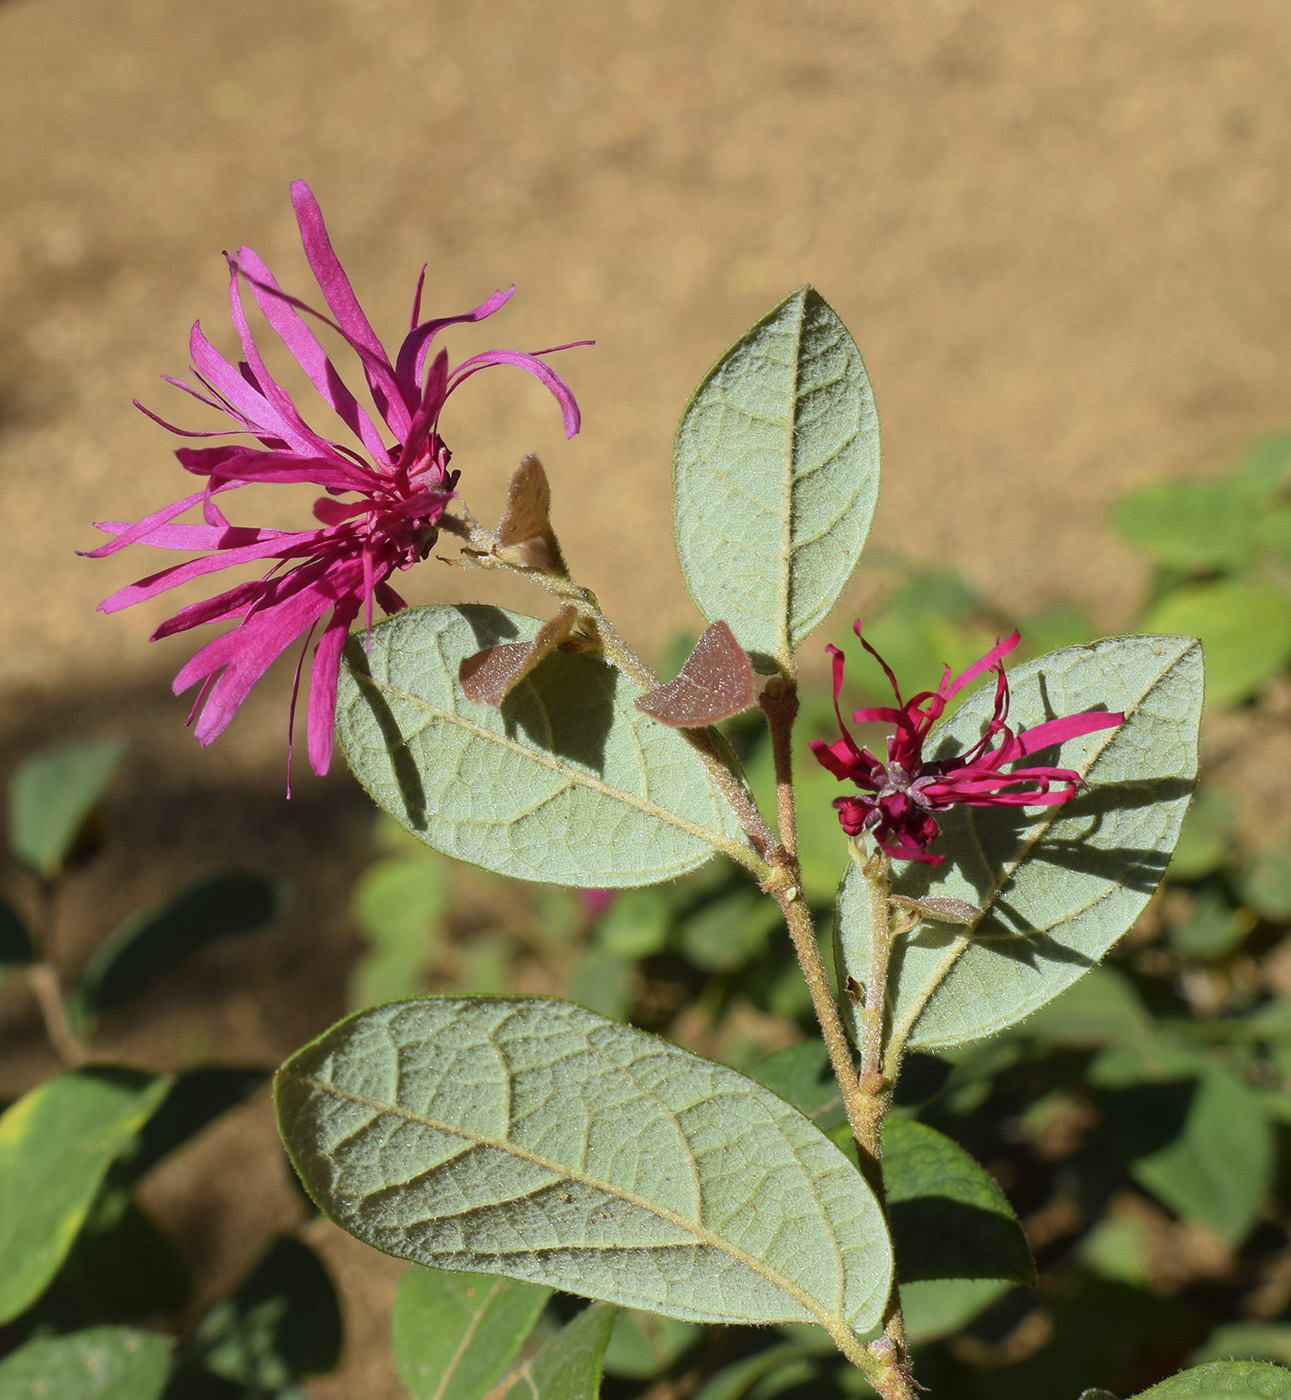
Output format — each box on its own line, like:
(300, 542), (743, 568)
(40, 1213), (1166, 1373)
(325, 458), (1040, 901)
(458, 605), (580, 706)
(635, 620), (754, 728)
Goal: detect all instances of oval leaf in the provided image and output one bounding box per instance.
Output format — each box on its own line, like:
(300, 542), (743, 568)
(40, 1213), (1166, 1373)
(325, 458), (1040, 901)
(336, 605), (751, 886)
(835, 636), (1202, 1052)
(1145, 580), (1291, 707)
(882, 1118), (1034, 1285)
(672, 287), (880, 671)
(497, 1303), (616, 1400)
(275, 997), (892, 1337)
(8, 739), (123, 880)
(68, 869), (284, 1031)
(0, 1326), (172, 1400)
(393, 1265), (550, 1400)
(0, 1069), (168, 1323)
(1130, 1360), (1291, 1398)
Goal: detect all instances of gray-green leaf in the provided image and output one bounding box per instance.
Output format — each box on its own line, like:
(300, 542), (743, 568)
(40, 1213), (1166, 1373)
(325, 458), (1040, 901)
(392, 1265), (550, 1400)
(835, 636), (1201, 1053)
(8, 740), (123, 880)
(882, 1118), (1034, 1284)
(336, 606), (751, 886)
(672, 287), (880, 671)
(0, 1326), (172, 1400)
(0, 1069), (168, 1322)
(275, 997), (891, 1339)
(1129, 1359), (1291, 1398)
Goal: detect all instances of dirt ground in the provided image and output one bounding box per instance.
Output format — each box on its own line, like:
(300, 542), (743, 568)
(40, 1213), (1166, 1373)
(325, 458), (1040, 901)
(2, 1), (1291, 1395)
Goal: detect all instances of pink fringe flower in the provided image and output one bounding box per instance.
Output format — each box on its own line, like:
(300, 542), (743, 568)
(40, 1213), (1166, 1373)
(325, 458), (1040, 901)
(88, 181), (585, 781)
(809, 626), (1125, 865)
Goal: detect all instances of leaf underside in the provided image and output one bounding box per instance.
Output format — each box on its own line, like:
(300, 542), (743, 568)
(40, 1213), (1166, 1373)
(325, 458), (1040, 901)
(835, 636), (1202, 1052)
(275, 997), (892, 1336)
(672, 287), (880, 670)
(335, 605), (749, 887)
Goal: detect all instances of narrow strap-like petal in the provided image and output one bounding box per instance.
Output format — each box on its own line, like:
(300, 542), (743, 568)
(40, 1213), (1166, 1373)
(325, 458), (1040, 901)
(942, 632), (1021, 702)
(290, 181), (410, 439)
(448, 348), (582, 439)
(1014, 709), (1125, 756)
(189, 320), (321, 455)
(176, 445), (372, 492)
(223, 258), (337, 461)
(98, 528), (331, 612)
(234, 246), (393, 467)
(394, 285), (515, 405)
(306, 591), (364, 775)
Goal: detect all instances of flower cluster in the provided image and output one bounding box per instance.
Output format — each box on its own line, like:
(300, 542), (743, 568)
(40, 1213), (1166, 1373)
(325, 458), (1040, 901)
(88, 181), (584, 781)
(810, 626), (1125, 864)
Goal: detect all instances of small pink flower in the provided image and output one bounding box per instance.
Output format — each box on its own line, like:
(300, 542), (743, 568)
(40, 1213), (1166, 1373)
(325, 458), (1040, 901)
(809, 626), (1125, 865)
(88, 181), (585, 781)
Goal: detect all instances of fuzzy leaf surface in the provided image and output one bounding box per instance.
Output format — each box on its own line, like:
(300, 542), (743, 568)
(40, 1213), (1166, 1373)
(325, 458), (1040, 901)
(392, 1265), (550, 1400)
(336, 606), (750, 886)
(1129, 1359), (1291, 1398)
(0, 1326), (172, 1400)
(275, 997), (891, 1336)
(672, 287), (880, 670)
(835, 637), (1202, 1052)
(0, 1069), (168, 1322)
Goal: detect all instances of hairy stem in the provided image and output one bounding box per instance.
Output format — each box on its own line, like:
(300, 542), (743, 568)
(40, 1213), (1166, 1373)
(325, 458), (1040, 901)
(851, 845), (917, 1376)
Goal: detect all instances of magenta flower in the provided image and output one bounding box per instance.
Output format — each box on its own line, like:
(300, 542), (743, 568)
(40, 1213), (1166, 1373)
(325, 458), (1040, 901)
(809, 626), (1125, 865)
(88, 181), (585, 780)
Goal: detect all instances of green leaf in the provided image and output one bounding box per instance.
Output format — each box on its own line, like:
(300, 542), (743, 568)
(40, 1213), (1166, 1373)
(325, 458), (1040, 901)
(349, 856), (445, 1007)
(835, 636), (1201, 1052)
(1129, 1359), (1291, 1398)
(899, 1276), (1011, 1345)
(671, 287), (880, 671)
(603, 1309), (701, 1380)
(0, 1326), (172, 1400)
(114, 1067), (268, 1185)
(336, 605), (752, 886)
(1130, 1060), (1273, 1244)
(38, 1186), (188, 1322)
(881, 1118), (1034, 1284)
(1115, 480), (1266, 572)
(679, 889), (781, 972)
(691, 1343), (826, 1400)
(496, 1303), (615, 1400)
(1239, 832), (1291, 921)
(1192, 1324), (1291, 1368)
(1169, 786), (1237, 882)
(68, 870), (283, 1031)
(275, 997), (892, 1338)
(1171, 886), (1250, 962)
(0, 1068), (167, 1322)
(1145, 581), (1291, 707)
(193, 1235), (342, 1388)
(0, 894), (33, 971)
(1019, 965), (1151, 1047)
(392, 1265), (550, 1400)
(593, 890), (672, 958)
(8, 739), (123, 879)
(752, 1041), (847, 1137)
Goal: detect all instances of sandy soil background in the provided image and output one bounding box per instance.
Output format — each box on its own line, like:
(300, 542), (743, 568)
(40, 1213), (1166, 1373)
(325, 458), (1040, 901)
(2, 1), (1290, 1395)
